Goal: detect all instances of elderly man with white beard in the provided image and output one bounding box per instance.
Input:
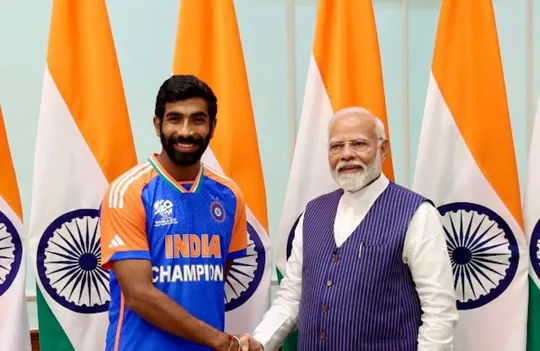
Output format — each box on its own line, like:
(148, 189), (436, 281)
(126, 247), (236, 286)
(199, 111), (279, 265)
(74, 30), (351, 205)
(239, 107), (458, 351)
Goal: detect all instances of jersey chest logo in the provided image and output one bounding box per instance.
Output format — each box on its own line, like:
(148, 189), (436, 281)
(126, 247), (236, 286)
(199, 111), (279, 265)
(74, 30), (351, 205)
(153, 199), (178, 227)
(210, 199), (226, 223)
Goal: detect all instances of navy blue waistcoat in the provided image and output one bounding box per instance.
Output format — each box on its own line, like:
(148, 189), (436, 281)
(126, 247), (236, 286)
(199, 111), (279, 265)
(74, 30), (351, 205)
(297, 182), (428, 351)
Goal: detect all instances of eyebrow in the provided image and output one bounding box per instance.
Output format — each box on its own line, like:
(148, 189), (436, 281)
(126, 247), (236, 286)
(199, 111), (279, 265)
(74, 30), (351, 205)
(329, 136), (369, 143)
(165, 110), (208, 118)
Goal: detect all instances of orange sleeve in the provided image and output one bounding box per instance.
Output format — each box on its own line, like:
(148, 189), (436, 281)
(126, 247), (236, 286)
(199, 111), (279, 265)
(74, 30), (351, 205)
(228, 189), (248, 260)
(99, 182), (149, 269)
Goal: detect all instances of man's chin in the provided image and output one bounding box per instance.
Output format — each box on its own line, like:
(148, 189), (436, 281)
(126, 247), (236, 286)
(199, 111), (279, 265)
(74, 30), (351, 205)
(166, 149), (203, 167)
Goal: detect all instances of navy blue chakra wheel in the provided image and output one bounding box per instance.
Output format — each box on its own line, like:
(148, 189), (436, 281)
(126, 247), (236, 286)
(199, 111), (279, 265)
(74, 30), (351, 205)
(225, 222), (265, 311)
(437, 202), (519, 310)
(37, 209), (110, 313)
(0, 211), (23, 296)
(529, 219), (540, 280)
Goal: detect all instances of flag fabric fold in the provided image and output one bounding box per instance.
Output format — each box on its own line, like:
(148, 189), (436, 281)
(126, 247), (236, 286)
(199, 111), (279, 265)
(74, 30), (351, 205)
(0, 105), (31, 351)
(275, 1), (392, 349)
(28, 1), (137, 350)
(173, 0), (272, 335)
(526, 97), (540, 350)
(412, 0), (528, 350)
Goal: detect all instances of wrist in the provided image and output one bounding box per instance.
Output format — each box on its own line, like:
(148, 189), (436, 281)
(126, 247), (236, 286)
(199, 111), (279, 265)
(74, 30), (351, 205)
(212, 332), (232, 351)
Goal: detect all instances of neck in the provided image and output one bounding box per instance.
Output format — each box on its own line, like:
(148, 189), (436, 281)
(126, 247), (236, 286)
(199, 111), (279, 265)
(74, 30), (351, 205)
(157, 151), (201, 182)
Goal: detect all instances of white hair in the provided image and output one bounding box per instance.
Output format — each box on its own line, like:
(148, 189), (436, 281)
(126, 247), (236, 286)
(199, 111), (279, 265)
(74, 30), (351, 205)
(328, 107), (386, 140)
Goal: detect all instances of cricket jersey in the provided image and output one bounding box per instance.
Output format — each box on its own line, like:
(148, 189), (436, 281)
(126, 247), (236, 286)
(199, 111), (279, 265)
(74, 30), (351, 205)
(99, 154), (248, 351)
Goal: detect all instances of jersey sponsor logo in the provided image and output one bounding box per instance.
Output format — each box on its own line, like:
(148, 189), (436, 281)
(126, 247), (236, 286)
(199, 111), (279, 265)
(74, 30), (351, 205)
(153, 199), (178, 227)
(165, 234), (222, 259)
(108, 234), (125, 248)
(152, 264), (224, 283)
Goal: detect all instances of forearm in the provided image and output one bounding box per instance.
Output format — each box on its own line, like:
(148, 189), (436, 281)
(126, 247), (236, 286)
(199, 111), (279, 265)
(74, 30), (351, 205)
(252, 272), (301, 350)
(253, 306), (297, 351)
(126, 286), (229, 350)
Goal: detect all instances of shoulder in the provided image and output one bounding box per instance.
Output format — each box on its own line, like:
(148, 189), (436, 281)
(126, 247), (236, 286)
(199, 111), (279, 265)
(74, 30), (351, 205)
(412, 201), (441, 220)
(386, 182), (434, 206)
(203, 165), (245, 204)
(103, 160), (157, 209)
(306, 189), (344, 207)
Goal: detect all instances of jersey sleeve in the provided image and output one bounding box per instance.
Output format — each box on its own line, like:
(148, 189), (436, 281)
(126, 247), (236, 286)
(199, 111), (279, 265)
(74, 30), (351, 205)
(99, 184), (150, 269)
(228, 190), (248, 260)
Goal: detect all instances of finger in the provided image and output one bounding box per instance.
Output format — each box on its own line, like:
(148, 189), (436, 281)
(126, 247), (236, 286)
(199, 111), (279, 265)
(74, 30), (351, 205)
(239, 335), (250, 351)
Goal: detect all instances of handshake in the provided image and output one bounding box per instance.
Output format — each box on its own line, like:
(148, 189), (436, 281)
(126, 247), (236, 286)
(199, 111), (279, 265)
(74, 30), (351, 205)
(238, 334), (264, 351)
(219, 333), (264, 351)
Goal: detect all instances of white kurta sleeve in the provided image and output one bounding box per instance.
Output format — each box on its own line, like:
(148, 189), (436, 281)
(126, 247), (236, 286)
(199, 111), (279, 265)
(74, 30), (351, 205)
(403, 202), (459, 350)
(252, 213), (304, 351)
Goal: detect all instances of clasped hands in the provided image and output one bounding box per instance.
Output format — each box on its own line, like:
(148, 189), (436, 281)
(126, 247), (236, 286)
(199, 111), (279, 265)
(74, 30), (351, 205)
(219, 334), (263, 351)
(239, 334), (263, 351)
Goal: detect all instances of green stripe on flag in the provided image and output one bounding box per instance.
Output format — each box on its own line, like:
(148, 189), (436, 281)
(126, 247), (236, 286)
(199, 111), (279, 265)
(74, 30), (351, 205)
(528, 276), (540, 350)
(36, 285), (74, 351)
(276, 268), (298, 351)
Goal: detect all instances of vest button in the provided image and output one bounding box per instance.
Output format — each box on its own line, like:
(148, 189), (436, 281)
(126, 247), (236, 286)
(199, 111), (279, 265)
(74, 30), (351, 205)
(322, 305), (328, 312)
(332, 255), (338, 262)
(327, 279), (333, 286)
(319, 331), (325, 339)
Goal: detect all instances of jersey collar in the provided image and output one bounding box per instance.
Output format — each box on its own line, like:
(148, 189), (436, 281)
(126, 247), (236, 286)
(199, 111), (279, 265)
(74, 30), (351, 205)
(148, 154), (204, 194)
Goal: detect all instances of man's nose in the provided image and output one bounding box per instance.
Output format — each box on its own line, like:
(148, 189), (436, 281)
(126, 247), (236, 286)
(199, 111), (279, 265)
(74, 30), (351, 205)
(339, 144), (355, 160)
(178, 120), (193, 136)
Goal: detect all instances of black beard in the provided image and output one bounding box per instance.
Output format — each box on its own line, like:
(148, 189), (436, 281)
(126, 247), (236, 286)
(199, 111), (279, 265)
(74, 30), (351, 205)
(160, 130), (211, 167)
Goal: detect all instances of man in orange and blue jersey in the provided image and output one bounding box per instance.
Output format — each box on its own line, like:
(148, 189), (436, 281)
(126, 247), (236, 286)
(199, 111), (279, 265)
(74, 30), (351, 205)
(99, 75), (248, 351)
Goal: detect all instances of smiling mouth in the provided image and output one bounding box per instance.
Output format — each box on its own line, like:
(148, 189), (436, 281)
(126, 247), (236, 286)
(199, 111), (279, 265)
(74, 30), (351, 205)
(174, 142), (200, 152)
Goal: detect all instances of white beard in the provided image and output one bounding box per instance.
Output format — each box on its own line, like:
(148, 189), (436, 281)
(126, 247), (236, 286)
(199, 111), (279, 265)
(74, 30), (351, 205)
(332, 154), (382, 192)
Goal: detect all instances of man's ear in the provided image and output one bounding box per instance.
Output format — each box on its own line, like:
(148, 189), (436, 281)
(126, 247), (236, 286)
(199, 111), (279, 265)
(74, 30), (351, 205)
(210, 118), (217, 138)
(380, 139), (390, 161)
(153, 116), (161, 137)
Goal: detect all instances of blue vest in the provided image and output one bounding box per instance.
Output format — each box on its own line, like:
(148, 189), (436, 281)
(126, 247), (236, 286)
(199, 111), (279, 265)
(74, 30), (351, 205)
(297, 182), (428, 350)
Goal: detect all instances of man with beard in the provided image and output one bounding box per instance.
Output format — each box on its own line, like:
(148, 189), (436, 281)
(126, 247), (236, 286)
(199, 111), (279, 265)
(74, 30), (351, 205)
(240, 107), (458, 351)
(99, 75), (248, 351)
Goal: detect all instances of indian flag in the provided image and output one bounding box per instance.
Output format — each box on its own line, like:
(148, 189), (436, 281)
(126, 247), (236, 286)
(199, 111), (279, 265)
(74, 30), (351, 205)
(276, 0), (393, 349)
(412, 0), (528, 350)
(526, 97), (540, 350)
(28, 1), (138, 350)
(172, 0), (272, 334)
(0, 105), (31, 351)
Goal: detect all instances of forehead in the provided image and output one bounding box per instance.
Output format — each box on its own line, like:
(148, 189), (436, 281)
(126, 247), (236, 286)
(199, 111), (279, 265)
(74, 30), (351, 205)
(164, 97), (209, 116)
(328, 114), (377, 141)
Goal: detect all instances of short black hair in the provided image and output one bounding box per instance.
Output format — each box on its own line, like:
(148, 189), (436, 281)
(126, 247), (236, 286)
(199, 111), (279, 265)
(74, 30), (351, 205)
(154, 75), (218, 122)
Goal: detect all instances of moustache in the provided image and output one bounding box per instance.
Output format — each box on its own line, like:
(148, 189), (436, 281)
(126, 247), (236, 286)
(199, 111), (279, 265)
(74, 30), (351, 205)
(168, 135), (205, 148)
(336, 160), (367, 172)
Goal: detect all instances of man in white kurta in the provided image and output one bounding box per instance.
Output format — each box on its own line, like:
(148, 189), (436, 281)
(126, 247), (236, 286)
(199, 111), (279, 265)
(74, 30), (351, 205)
(240, 107), (458, 351)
